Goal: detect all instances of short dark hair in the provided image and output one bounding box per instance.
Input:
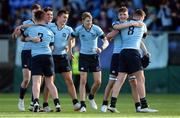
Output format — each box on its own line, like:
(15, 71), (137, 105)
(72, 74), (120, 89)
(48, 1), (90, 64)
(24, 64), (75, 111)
(34, 10), (45, 21)
(43, 7), (53, 12)
(31, 4), (41, 11)
(118, 7), (128, 13)
(133, 9), (146, 17)
(57, 9), (69, 17)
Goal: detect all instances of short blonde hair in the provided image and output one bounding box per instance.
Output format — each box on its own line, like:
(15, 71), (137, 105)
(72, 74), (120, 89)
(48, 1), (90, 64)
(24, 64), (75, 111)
(31, 4), (41, 11)
(133, 9), (146, 17)
(82, 12), (92, 21)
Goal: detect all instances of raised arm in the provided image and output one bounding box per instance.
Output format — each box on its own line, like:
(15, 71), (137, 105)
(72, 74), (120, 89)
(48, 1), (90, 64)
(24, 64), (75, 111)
(113, 21), (144, 30)
(106, 30), (119, 41)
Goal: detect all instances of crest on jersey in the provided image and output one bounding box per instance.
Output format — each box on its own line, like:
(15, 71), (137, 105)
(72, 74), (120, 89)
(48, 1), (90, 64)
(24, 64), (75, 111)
(81, 34), (85, 37)
(63, 33), (66, 37)
(91, 33), (96, 37)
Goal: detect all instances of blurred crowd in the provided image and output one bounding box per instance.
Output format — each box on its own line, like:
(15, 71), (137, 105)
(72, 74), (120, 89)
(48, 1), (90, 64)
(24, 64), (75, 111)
(0, 0), (180, 34)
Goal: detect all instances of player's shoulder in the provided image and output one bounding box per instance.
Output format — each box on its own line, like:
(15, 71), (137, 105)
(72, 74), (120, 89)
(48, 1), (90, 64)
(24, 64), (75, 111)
(112, 20), (121, 26)
(92, 24), (102, 31)
(37, 24), (53, 33)
(75, 25), (83, 31)
(64, 25), (73, 30)
(23, 19), (35, 25)
(47, 22), (55, 27)
(92, 24), (101, 29)
(47, 22), (56, 28)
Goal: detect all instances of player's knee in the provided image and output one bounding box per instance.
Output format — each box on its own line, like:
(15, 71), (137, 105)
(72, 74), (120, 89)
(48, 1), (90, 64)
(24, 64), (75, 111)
(64, 75), (73, 82)
(23, 79), (30, 87)
(129, 76), (137, 85)
(109, 74), (117, 81)
(94, 79), (101, 86)
(80, 79), (87, 85)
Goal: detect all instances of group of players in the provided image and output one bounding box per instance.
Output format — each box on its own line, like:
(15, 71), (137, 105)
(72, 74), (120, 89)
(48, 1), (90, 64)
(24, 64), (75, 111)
(13, 4), (158, 113)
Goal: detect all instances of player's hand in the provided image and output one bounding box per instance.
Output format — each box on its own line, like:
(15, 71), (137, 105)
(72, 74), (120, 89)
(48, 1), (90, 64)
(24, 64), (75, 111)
(141, 52), (150, 68)
(68, 51), (74, 60)
(13, 26), (22, 36)
(32, 37), (41, 43)
(144, 51), (151, 57)
(96, 48), (102, 54)
(12, 32), (18, 40)
(132, 22), (144, 27)
(65, 46), (69, 52)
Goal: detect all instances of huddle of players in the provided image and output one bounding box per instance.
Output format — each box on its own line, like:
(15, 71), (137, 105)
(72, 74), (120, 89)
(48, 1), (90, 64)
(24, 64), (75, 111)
(13, 4), (158, 113)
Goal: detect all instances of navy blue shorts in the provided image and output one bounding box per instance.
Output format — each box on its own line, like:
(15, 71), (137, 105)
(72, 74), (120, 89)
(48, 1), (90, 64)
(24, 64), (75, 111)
(79, 53), (101, 72)
(31, 55), (54, 76)
(21, 50), (31, 70)
(118, 49), (143, 74)
(53, 54), (71, 73)
(109, 53), (119, 77)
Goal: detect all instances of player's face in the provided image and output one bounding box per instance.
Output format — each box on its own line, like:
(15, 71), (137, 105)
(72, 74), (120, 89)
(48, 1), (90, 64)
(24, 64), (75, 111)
(118, 11), (129, 21)
(83, 17), (92, 29)
(57, 13), (69, 25)
(140, 15), (145, 21)
(133, 15), (145, 21)
(45, 11), (53, 23)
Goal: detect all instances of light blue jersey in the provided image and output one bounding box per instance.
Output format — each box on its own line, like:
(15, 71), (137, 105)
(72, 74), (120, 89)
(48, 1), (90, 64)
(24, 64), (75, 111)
(72, 24), (104, 54)
(49, 23), (73, 55)
(112, 20), (122, 53)
(113, 33), (122, 53)
(45, 22), (54, 28)
(24, 24), (54, 57)
(22, 19), (35, 50)
(121, 20), (147, 50)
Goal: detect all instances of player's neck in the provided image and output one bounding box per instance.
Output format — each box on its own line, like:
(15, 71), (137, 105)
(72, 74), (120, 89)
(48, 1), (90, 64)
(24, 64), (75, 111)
(57, 22), (65, 28)
(32, 17), (36, 23)
(36, 20), (45, 25)
(83, 24), (92, 30)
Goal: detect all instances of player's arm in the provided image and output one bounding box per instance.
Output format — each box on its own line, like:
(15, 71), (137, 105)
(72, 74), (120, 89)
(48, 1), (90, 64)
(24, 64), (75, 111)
(18, 24), (35, 29)
(12, 26), (25, 40)
(96, 34), (109, 53)
(106, 30), (119, 41)
(140, 41), (151, 68)
(12, 24), (36, 40)
(113, 22), (143, 30)
(12, 29), (29, 42)
(68, 35), (76, 59)
(24, 36), (41, 43)
(140, 41), (148, 55)
(13, 24), (35, 36)
(49, 32), (55, 50)
(49, 42), (54, 51)
(66, 36), (75, 53)
(141, 31), (149, 53)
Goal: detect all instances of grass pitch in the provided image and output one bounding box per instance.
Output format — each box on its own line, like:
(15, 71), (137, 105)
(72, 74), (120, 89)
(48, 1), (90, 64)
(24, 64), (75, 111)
(0, 93), (180, 118)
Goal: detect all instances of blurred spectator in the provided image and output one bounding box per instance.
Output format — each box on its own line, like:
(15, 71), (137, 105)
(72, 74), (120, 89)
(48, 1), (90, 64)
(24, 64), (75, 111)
(0, 0), (180, 34)
(133, 0), (143, 8)
(0, 0), (11, 34)
(171, 0), (180, 31)
(143, 2), (157, 31)
(96, 10), (111, 32)
(157, 0), (173, 31)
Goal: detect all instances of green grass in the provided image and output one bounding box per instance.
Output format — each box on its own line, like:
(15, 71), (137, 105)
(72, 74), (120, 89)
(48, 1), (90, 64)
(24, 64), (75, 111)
(0, 93), (180, 118)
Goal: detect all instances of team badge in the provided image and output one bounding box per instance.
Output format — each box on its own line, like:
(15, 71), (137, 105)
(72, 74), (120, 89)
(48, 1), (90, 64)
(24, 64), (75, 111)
(63, 33), (66, 37)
